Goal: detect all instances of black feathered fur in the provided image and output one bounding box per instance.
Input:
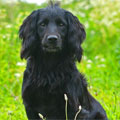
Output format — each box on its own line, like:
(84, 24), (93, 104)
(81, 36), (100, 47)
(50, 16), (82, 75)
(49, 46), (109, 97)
(19, 4), (107, 120)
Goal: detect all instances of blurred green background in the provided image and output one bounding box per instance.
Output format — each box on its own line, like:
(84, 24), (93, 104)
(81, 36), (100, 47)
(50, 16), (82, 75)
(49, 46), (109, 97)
(0, 0), (120, 119)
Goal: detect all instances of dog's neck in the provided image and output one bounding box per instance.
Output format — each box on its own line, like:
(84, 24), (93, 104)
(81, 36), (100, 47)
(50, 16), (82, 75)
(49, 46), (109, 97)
(31, 51), (75, 71)
(27, 53), (77, 88)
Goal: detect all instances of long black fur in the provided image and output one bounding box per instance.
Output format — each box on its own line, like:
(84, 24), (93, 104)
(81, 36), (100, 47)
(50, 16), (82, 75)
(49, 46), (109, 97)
(19, 4), (107, 120)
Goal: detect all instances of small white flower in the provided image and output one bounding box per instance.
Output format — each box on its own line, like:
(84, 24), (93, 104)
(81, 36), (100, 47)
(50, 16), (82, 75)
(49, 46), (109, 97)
(6, 25), (12, 28)
(87, 60), (92, 63)
(64, 94), (68, 101)
(79, 105), (82, 111)
(74, 105), (82, 120)
(14, 73), (21, 77)
(16, 62), (25, 66)
(95, 56), (99, 59)
(87, 64), (91, 68)
(84, 5), (90, 10)
(79, 12), (86, 17)
(101, 58), (105, 62)
(3, 35), (6, 38)
(83, 56), (87, 60)
(112, 12), (117, 16)
(89, 86), (93, 89)
(38, 113), (44, 119)
(85, 22), (89, 28)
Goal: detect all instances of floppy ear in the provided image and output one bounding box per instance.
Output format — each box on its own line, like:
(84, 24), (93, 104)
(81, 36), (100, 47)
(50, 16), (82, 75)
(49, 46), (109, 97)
(19, 10), (39, 59)
(66, 11), (86, 62)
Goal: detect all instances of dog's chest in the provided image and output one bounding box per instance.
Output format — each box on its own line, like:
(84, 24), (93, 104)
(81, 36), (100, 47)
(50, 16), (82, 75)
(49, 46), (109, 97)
(23, 85), (65, 115)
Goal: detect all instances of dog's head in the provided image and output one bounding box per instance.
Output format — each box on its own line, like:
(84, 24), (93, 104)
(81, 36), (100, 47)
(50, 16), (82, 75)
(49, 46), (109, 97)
(19, 4), (86, 62)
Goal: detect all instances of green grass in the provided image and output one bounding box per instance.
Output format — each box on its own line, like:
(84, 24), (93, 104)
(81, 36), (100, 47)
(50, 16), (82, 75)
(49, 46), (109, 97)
(0, 0), (120, 119)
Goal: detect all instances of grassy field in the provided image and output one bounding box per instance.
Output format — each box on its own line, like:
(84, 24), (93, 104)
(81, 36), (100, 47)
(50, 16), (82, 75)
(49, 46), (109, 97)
(0, 0), (120, 119)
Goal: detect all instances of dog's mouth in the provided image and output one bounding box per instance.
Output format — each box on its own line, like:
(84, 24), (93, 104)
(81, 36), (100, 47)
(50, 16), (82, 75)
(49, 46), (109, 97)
(42, 45), (61, 52)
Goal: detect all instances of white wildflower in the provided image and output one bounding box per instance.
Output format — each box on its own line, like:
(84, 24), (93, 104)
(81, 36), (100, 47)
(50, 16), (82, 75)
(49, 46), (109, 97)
(83, 56), (87, 60)
(16, 62), (25, 66)
(74, 105), (82, 120)
(85, 22), (89, 28)
(112, 12), (117, 16)
(38, 113), (44, 119)
(95, 56), (99, 59)
(87, 59), (92, 63)
(91, 30), (95, 35)
(3, 35), (6, 38)
(84, 5), (90, 10)
(64, 94), (68, 101)
(6, 25), (12, 28)
(101, 58), (105, 62)
(87, 64), (91, 68)
(79, 105), (82, 111)
(14, 73), (21, 77)
(79, 12), (86, 17)
(89, 86), (93, 89)
(64, 94), (68, 120)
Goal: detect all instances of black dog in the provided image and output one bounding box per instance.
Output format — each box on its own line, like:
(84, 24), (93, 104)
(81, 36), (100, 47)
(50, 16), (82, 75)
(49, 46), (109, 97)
(19, 3), (108, 120)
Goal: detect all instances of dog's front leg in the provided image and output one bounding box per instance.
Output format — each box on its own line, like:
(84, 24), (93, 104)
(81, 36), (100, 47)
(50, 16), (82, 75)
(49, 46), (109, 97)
(79, 108), (107, 120)
(78, 94), (108, 120)
(25, 106), (41, 120)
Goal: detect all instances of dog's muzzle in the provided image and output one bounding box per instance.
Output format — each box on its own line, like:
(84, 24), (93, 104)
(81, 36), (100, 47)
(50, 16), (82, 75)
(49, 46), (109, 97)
(42, 34), (62, 52)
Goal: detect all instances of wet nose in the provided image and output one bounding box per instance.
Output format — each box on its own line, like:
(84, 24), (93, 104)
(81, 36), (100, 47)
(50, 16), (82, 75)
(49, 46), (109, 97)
(47, 35), (58, 42)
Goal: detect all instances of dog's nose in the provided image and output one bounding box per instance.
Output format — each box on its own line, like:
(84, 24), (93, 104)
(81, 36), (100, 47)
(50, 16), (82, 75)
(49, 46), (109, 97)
(47, 35), (58, 42)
